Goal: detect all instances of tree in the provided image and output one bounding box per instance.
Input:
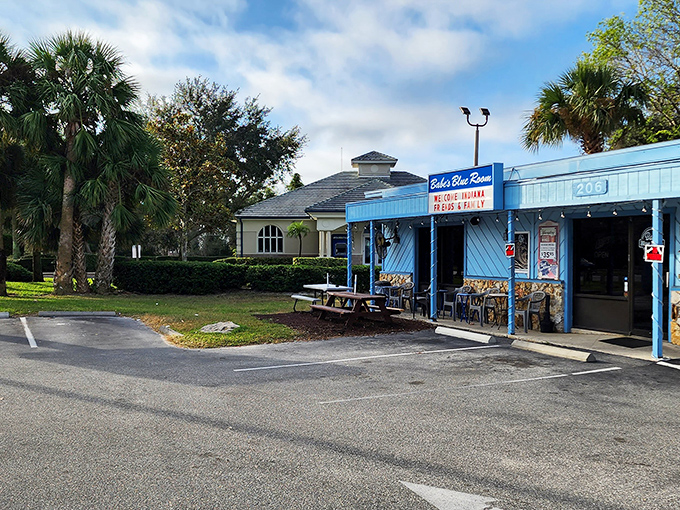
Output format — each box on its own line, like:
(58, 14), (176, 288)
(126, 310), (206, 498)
(27, 31), (137, 294)
(0, 32), (35, 295)
(286, 221), (310, 257)
(521, 61), (647, 154)
(586, 0), (680, 147)
(286, 172), (304, 191)
(147, 77), (306, 259)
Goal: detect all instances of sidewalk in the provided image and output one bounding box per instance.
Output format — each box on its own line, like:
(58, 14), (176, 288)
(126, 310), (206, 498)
(418, 313), (680, 362)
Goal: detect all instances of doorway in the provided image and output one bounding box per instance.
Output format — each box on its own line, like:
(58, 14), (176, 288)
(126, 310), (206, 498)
(572, 215), (669, 337)
(416, 225), (464, 291)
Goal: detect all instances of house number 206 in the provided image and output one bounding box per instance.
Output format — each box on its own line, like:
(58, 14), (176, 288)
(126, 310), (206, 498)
(573, 179), (608, 197)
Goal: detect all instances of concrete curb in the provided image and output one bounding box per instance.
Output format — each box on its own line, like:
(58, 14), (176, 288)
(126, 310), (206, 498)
(435, 326), (496, 344)
(511, 339), (596, 362)
(0, 312), (9, 319)
(38, 311), (117, 317)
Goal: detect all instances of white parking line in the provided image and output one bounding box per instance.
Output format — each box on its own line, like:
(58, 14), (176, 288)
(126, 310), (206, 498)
(233, 345), (499, 372)
(20, 317), (37, 349)
(319, 366), (622, 404)
(657, 361), (680, 371)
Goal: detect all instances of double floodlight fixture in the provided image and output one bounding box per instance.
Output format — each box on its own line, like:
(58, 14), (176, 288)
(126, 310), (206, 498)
(460, 106), (490, 166)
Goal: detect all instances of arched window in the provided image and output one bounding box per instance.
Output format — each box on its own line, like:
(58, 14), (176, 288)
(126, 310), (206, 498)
(258, 225), (284, 253)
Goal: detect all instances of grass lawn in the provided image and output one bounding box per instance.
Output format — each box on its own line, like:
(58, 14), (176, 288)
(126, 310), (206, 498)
(0, 280), (301, 348)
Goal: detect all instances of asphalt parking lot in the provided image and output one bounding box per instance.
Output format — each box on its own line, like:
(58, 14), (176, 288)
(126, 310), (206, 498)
(1, 316), (679, 509)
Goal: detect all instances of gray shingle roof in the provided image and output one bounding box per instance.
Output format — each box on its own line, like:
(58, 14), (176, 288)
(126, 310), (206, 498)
(351, 151), (397, 164)
(235, 170), (424, 218)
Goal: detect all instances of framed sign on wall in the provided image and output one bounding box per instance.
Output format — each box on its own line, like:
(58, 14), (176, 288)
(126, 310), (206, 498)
(538, 221), (559, 280)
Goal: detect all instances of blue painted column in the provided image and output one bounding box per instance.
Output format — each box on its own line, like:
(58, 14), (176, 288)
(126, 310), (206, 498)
(430, 215), (438, 320)
(346, 222), (353, 288)
(652, 200), (664, 359)
(507, 210), (516, 335)
(369, 220), (375, 295)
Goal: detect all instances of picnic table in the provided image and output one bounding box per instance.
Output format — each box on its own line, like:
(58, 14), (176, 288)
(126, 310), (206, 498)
(310, 290), (400, 327)
(303, 283), (353, 300)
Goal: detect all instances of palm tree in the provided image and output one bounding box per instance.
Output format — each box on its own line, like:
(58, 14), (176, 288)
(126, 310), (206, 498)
(286, 221), (310, 257)
(27, 31), (134, 294)
(522, 61), (647, 154)
(87, 128), (176, 294)
(0, 33), (34, 295)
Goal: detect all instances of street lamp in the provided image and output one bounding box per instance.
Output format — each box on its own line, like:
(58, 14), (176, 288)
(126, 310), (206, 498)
(460, 107), (490, 166)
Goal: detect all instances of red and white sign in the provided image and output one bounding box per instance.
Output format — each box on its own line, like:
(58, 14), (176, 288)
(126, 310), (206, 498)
(505, 243), (515, 258)
(644, 244), (664, 263)
(538, 221), (559, 280)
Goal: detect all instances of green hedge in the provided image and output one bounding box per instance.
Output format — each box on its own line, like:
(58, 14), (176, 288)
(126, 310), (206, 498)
(6, 262), (32, 282)
(11, 255), (56, 273)
(113, 259), (379, 294)
(212, 256), (295, 265)
(113, 260), (247, 294)
(292, 257), (347, 267)
(246, 264), (375, 292)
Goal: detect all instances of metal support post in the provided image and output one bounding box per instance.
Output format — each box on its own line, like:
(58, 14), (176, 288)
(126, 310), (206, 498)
(430, 215), (438, 320)
(369, 220), (375, 295)
(652, 200), (664, 359)
(346, 222), (353, 288)
(507, 210), (516, 335)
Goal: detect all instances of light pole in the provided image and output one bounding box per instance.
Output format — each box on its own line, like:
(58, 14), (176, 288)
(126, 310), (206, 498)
(460, 107), (490, 166)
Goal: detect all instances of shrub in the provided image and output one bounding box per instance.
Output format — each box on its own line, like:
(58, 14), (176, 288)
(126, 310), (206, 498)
(213, 257), (294, 266)
(113, 260), (247, 294)
(292, 257), (347, 267)
(113, 259), (379, 294)
(6, 262), (33, 282)
(11, 255), (56, 273)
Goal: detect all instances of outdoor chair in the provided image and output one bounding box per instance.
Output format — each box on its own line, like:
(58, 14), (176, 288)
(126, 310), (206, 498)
(442, 285), (472, 319)
(482, 286), (502, 324)
(412, 284), (431, 318)
(390, 281), (414, 310)
(515, 291), (547, 333)
(468, 288), (497, 326)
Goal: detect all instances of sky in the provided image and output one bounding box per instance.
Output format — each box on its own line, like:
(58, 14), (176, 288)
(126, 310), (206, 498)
(2, 0), (640, 186)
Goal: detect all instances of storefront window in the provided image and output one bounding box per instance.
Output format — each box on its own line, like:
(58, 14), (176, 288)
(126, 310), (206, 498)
(573, 218), (628, 296)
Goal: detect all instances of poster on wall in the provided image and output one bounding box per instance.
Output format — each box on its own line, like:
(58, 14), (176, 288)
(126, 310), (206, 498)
(538, 221), (559, 280)
(515, 232), (529, 276)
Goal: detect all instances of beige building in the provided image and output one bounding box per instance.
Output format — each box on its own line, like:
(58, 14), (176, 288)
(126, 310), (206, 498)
(234, 151), (424, 263)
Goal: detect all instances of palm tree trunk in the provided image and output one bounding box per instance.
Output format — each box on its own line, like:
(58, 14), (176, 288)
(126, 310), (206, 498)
(11, 209), (21, 259)
(32, 249), (43, 282)
(0, 208), (6, 297)
(95, 184), (117, 294)
(54, 126), (78, 295)
(73, 212), (90, 293)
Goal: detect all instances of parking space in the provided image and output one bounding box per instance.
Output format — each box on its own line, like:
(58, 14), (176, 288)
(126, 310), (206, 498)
(0, 318), (679, 509)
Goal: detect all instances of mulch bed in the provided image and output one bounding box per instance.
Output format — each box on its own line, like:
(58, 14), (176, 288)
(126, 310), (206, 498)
(255, 310), (435, 340)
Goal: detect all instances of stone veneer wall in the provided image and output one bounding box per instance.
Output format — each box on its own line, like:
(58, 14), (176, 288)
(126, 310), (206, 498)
(671, 291), (680, 345)
(378, 273), (413, 286)
(464, 278), (565, 332)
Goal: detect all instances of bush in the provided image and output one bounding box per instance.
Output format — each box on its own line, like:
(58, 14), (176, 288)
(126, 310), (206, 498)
(112, 259), (382, 294)
(113, 260), (247, 294)
(6, 262), (33, 282)
(213, 257), (294, 266)
(292, 257), (347, 267)
(246, 264), (377, 292)
(11, 255), (56, 273)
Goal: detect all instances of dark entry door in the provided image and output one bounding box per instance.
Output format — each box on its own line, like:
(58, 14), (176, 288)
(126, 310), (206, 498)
(573, 215), (668, 337)
(416, 225), (464, 291)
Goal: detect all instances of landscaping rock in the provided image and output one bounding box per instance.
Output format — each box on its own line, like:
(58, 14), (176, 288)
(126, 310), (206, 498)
(200, 321), (240, 334)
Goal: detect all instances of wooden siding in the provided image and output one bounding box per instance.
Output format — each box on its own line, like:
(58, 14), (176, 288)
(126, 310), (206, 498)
(506, 160), (680, 210)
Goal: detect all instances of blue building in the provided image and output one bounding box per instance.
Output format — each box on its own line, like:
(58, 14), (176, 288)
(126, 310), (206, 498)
(346, 140), (680, 359)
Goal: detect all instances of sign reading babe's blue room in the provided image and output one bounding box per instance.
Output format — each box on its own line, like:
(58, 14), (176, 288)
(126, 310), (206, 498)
(428, 163), (503, 214)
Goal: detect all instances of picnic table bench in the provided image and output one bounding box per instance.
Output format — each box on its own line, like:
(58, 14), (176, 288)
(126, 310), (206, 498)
(290, 294), (320, 311)
(310, 290), (400, 327)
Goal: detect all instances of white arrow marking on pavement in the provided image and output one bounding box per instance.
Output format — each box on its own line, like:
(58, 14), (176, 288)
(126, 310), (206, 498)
(400, 481), (503, 510)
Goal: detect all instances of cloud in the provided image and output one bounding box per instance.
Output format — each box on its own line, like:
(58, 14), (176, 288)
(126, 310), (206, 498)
(2, 0), (635, 185)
